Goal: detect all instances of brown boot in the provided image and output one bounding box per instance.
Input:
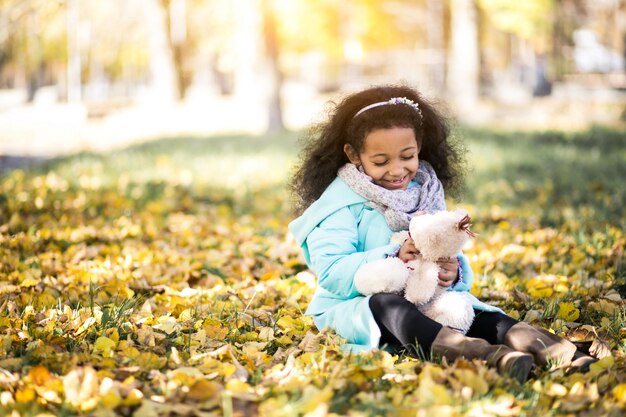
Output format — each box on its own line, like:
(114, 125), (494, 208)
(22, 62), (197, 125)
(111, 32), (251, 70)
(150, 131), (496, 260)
(503, 322), (584, 369)
(431, 327), (534, 383)
(567, 351), (598, 374)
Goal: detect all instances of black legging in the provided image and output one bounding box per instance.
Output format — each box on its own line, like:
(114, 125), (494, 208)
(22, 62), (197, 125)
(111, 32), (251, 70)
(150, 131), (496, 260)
(369, 293), (518, 355)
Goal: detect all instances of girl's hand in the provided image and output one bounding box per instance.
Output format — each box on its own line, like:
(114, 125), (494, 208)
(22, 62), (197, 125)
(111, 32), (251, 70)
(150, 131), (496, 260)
(436, 257), (458, 287)
(398, 211), (425, 262)
(398, 238), (418, 262)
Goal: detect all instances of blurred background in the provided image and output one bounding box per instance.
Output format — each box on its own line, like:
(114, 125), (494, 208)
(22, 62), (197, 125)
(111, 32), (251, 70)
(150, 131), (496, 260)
(0, 0), (625, 162)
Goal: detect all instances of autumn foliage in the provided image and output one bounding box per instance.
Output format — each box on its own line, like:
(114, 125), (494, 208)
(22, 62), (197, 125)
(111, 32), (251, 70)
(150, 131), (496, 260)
(0, 129), (625, 416)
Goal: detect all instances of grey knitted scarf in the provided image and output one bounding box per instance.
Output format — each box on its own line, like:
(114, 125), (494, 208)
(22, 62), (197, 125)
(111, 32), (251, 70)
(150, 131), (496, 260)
(337, 162), (446, 231)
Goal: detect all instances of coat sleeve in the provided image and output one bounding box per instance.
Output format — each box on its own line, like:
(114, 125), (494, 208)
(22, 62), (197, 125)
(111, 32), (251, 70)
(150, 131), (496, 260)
(306, 206), (400, 298)
(450, 252), (474, 293)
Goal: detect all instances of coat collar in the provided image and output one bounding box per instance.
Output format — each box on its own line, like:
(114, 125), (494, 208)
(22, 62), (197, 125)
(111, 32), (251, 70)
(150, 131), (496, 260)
(288, 177), (366, 246)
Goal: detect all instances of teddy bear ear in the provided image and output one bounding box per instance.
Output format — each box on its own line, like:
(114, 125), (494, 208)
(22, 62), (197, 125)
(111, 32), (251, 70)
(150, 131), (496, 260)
(456, 211), (478, 237)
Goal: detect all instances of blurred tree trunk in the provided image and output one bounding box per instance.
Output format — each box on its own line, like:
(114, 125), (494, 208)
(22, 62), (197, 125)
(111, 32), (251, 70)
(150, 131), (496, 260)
(159, 0), (191, 101)
(25, 10), (42, 103)
(551, 0), (574, 82)
(427, 0), (446, 91)
(447, 0), (479, 109)
(66, 0), (81, 102)
(146, 0), (176, 102)
(261, 0), (284, 132)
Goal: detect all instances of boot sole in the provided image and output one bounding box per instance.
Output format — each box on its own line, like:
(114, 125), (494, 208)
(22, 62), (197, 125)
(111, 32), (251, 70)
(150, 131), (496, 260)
(502, 353), (534, 383)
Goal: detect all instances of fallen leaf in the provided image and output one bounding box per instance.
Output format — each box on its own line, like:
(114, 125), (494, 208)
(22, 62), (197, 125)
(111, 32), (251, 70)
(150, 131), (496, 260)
(185, 379), (222, 401)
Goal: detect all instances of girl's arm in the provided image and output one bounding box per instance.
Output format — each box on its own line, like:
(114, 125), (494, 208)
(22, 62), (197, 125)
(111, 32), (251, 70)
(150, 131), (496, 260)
(306, 207), (399, 299)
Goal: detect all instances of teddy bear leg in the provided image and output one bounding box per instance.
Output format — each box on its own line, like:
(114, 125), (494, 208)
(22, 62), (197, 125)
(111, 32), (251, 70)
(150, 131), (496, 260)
(404, 261), (439, 305)
(420, 292), (475, 334)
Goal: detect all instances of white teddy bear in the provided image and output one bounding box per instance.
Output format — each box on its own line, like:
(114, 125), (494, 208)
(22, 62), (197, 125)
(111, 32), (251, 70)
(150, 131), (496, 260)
(354, 209), (477, 334)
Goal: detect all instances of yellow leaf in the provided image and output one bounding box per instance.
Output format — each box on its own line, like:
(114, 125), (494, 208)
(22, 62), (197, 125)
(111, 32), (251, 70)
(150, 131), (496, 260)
(15, 387), (36, 403)
(104, 328), (120, 343)
(613, 383), (626, 403)
(225, 379), (254, 396)
(135, 327), (156, 347)
(28, 365), (52, 385)
(452, 369), (489, 397)
(118, 345), (140, 360)
(274, 335), (293, 346)
(242, 341), (267, 357)
(154, 316), (180, 335)
(99, 358), (117, 369)
(221, 363), (237, 379)
(34, 293), (57, 309)
(416, 375), (451, 407)
(94, 336), (117, 358)
(360, 364), (384, 379)
(20, 278), (39, 288)
(168, 366), (204, 383)
(121, 388), (143, 406)
(557, 302), (579, 321)
(276, 316), (296, 331)
(524, 310), (542, 323)
(258, 327), (275, 341)
(588, 355), (614, 377)
(100, 391), (122, 408)
(526, 278), (553, 298)
(394, 360), (418, 374)
(260, 270), (281, 281)
(237, 331), (259, 342)
(133, 352), (166, 369)
(204, 319), (228, 339)
(589, 300), (618, 315)
(507, 310), (520, 320)
(186, 379), (222, 401)
(99, 377), (120, 405)
(75, 317), (97, 336)
(178, 308), (194, 321)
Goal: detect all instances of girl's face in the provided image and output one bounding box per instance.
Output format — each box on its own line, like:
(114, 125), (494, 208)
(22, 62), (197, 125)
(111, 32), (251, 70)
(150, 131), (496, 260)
(344, 127), (419, 191)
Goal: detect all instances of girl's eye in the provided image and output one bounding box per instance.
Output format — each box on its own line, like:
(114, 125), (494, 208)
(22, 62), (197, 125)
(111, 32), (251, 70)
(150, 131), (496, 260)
(373, 161), (387, 167)
(401, 154), (416, 161)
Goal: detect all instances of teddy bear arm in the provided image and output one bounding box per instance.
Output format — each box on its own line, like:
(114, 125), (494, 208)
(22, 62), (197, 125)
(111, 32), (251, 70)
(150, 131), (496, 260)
(354, 257), (410, 295)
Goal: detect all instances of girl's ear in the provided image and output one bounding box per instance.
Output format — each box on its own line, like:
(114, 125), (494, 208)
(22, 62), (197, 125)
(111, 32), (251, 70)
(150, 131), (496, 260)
(343, 144), (361, 165)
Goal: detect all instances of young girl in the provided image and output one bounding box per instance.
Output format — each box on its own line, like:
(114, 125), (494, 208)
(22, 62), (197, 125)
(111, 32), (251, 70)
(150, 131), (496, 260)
(288, 85), (596, 381)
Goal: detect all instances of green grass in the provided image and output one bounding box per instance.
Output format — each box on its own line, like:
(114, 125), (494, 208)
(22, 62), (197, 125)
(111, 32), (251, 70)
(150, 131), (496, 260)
(7, 124), (624, 225)
(1, 124), (624, 416)
(461, 126), (626, 229)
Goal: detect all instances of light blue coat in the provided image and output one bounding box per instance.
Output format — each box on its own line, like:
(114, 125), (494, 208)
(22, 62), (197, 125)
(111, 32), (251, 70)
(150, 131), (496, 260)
(289, 176), (502, 352)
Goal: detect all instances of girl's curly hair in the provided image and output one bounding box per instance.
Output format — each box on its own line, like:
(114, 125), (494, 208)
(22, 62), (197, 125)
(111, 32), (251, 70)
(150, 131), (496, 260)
(290, 84), (465, 214)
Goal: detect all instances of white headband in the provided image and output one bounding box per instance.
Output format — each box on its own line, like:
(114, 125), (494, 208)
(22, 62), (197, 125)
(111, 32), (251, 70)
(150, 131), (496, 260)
(353, 96), (423, 121)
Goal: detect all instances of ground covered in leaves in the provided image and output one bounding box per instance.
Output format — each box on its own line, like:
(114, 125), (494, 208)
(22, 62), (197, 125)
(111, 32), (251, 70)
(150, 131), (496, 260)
(1, 127), (625, 416)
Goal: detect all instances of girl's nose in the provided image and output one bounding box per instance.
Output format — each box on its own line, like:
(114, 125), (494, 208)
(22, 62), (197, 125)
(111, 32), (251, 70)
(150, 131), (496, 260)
(388, 163), (404, 176)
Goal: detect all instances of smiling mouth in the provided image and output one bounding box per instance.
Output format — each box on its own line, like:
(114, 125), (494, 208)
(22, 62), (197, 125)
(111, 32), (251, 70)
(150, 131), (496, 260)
(387, 176), (406, 185)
